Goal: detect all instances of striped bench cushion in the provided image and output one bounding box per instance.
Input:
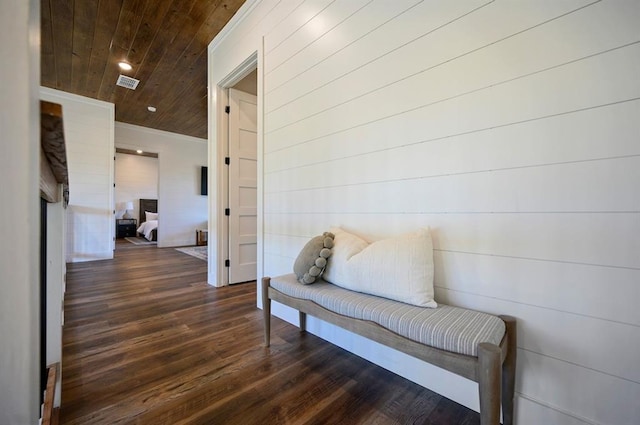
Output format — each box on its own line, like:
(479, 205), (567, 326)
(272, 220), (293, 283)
(270, 274), (505, 357)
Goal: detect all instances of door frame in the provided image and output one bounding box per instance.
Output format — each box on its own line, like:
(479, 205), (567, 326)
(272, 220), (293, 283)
(209, 51), (262, 287)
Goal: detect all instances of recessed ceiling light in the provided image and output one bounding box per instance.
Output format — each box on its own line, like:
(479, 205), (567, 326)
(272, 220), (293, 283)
(147, 106), (157, 112)
(118, 61), (132, 71)
(136, 150), (143, 154)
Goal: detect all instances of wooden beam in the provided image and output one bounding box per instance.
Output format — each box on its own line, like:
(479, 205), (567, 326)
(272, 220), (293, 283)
(40, 101), (69, 204)
(40, 148), (59, 203)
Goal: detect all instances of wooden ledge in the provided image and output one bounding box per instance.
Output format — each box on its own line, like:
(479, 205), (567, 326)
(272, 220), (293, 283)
(42, 363), (59, 425)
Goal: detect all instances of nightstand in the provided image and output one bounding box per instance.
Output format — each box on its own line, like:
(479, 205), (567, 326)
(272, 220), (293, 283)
(196, 229), (208, 246)
(116, 219), (137, 238)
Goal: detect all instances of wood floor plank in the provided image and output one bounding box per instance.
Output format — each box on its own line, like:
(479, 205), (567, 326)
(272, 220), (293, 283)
(61, 242), (479, 424)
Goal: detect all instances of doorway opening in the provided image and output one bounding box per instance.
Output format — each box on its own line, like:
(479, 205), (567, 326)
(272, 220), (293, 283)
(114, 148), (159, 249)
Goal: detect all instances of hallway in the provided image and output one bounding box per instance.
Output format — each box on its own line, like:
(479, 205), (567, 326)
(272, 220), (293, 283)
(61, 245), (479, 424)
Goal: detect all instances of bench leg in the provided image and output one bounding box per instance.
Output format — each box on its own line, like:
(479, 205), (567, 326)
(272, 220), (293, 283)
(299, 311), (307, 332)
(261, 277), (271, 347)
(478, 342), (501, 425)
(500, 315), (517, 425)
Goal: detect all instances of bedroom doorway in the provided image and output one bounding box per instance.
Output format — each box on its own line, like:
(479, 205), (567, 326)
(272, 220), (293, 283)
(114, 149), (159, 249)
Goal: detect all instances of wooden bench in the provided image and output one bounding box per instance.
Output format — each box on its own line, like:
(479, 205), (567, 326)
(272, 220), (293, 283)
(262, 275), (516, 425)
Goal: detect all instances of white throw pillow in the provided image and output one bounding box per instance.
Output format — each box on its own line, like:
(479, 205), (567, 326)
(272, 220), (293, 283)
(322, 227), (369, 286)
(323, 227), (437, 308)
(145, 211), (158, 221)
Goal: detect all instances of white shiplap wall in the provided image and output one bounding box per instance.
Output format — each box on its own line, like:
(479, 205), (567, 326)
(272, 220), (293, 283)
(115, 123), (208, 248)
(209, 1), (640, 424)
(40, 87), (115, 263)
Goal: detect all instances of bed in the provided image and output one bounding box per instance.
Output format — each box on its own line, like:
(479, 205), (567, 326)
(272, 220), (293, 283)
(136, 198), (158, 241)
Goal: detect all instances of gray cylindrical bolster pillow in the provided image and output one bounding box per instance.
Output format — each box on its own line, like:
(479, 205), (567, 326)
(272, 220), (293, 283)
(293, 232), (334, 284)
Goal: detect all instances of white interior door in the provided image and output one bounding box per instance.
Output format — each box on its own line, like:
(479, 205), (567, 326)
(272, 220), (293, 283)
(228, 88), (257, 284)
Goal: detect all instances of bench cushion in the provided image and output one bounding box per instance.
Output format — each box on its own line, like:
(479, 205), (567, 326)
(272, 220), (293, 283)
(270, 274), (505, 357)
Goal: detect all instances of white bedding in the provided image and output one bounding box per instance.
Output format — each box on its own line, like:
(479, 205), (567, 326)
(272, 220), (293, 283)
(137, 220), (158, 241)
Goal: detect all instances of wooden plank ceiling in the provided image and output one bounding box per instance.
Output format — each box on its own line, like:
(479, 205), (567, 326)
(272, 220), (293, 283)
(41, 0), (246, 139)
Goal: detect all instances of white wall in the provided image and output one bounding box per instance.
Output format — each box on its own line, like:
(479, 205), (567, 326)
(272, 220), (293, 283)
(0, 0), (40, 423)
(115, 153), (159, 221)
(209, 1), (640, 424)
(115, 123), (208, 247)
(40, 88), (115, 263)
(46, 188), (66, 407)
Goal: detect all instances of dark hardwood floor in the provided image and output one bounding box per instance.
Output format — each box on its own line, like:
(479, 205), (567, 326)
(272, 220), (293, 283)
(61, 241), (480, 424)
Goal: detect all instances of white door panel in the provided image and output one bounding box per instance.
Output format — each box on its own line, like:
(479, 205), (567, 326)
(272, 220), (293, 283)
(228, 88), (257, 284)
